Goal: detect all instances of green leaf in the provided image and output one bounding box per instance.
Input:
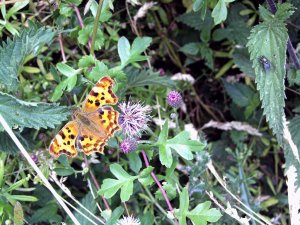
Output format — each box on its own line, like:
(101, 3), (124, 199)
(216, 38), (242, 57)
(155, 182), (177, 201)
(8, 195), (38, 202)
(118, 36), (152, 68)
(212, 0), (235, 25)
(78, 25), (105, 50)
(193, 0), (204, 12)
(0, 131), (29, 154)
(0, 24), (55, 91)
(78, 55), (96, 68)
(98, 164), (137, 202)
(125, 67), (175, 89)
(73, 193), (97, 225)
(179, 42), (200, 55)
(247, 3), (292, 142)
(105, 206), (124, 225)
(118, 36), (131, 66)
(13, 202), (24, 225)
(187, 201), (222, 224)
(177, 11), (203, 31)
(56, 63), (81, 78)
(223, 81), (255, 107)
(90, 0), (113, 22)
(167, 131), (205, 159)
(6, 0), (29, 20)
(174, 187), (189, 225)
(110, 163), (132, 180)
(127, 151), (142, 173)
(28, 203), (59, 224)
(232, 48), (255, 78)
(0, 92), (70, 131)
(289, 115), (300, 153)
(138, 166), (154, 186)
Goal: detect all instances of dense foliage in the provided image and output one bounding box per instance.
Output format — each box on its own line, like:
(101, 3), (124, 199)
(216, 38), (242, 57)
(0, 0), (299, 224)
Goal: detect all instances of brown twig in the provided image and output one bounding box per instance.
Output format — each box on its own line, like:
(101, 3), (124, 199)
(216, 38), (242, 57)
(59, 33), (66, 62)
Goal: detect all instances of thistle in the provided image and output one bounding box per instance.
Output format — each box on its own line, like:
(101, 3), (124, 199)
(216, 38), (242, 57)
(119, 138), (138, 154)
(167, 90), (183, 108)
(118, 101), (151, 137)
(116, 215), (141, 225)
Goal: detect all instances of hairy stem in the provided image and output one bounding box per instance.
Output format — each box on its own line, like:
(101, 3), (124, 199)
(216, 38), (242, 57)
(141, 150), (179, 225)
(90, 0), (104, 55)
(0, 114), (80, 225)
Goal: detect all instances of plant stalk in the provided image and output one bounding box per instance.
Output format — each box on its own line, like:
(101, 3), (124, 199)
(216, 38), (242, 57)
(90, 0), (104, 55)
(141, 150), (179, 225)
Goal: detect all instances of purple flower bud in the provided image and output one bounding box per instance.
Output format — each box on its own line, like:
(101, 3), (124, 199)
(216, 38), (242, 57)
(158, 68), (165, 76)
(31, 154), (39, 164)
(119, 138), (138, 154)
(167, 91), (183, 108)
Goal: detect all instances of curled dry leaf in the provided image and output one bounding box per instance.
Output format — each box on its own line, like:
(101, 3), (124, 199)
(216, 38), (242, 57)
(201, 120), (262, 136)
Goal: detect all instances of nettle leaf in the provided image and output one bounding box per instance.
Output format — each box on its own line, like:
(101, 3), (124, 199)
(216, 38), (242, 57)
(98, 164), (137, 202)
(0, 132), (29, 154)
(118, 36), (152, 68)
(211, 0), (235, 25)
(233, 48), (255, 78)
(73, 193), (97, 225)
(247, 3), (294, 142)
(175, 188), (222, 225)
(157, 121), (205, 168)
(125, 67), (175, 89)
(0, 92), (70, 131)
(0, 24), (55, 91)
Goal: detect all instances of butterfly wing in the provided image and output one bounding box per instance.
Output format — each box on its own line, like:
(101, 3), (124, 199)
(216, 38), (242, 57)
(49, 121), (79, 158)
(82, 76), (118, 113)
(77, 106), (120, 155)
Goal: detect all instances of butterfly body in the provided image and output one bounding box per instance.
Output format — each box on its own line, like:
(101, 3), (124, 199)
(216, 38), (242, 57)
(49, 76), (120, 158)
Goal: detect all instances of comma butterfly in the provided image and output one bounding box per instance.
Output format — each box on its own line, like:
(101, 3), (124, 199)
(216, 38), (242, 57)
(49, 76), (120, 158)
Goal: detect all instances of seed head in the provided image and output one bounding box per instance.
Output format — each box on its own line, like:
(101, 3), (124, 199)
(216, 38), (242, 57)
(167, 91), (183, 108)
(116, 215), (141, 225)
(118, 101), (151, 137)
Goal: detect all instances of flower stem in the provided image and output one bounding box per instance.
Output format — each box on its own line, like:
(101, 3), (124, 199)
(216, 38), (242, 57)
(90, 0), (104, 55)
(141, 150), (179, 225)
(0, 114), (80, 225)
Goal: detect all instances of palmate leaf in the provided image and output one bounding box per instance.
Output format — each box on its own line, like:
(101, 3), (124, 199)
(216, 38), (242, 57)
(0, 92), (70, 131)
(0, 23), (55, 91)
(247, 3), (294, 142)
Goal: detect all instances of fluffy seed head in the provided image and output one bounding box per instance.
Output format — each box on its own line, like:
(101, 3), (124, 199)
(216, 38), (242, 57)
(167, 90), (183, 108)
(118, 101), (151, 137)
(116, 215), (141, 225)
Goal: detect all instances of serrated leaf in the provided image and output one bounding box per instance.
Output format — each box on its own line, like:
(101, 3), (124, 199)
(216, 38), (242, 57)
(233, 48), (255, 78)
(223, 81), (255, 107)
(0, 24), (55, 91)
(28, 203), (59, 224)
(0, 92), (70, 131)
(125, 67), (175, 89)
(288, 115), (300, 154)
(247, 3), (292, 142)
(177, 11), (203, 31)
(0, 131), (29, 154)
(127, 151), (142, 173)
(155, 182), (177, 201)
(73, 193), (97, 225)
